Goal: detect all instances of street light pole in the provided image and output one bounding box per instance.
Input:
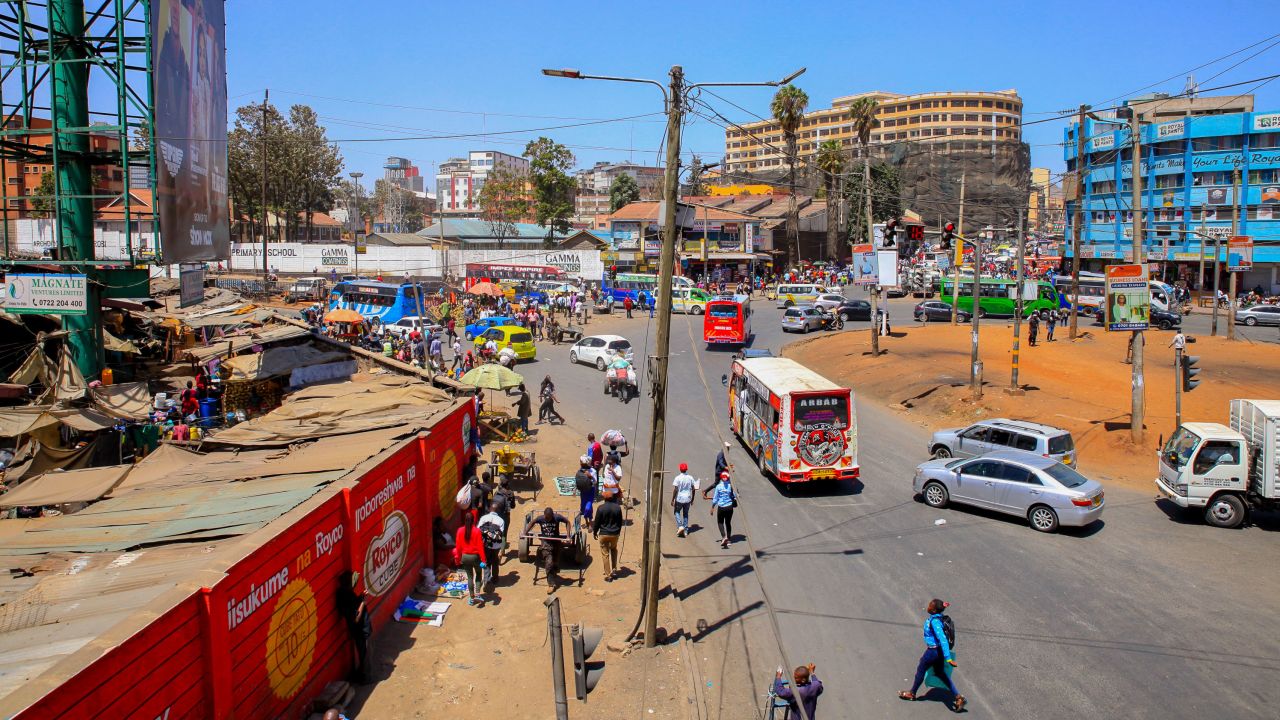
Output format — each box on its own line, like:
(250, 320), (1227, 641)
(349, 171), (363, 279)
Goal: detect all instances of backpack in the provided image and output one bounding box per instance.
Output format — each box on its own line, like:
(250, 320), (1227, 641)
(479, 520), (504, 550)
(937, 614), (956, 649)
(574, 470), (595, 495)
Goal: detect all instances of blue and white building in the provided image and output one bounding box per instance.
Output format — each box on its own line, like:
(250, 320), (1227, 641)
(1065, 106), (1280, 292)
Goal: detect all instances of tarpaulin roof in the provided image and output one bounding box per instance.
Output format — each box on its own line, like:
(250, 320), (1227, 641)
(205, 375), (451, 446)
(0, 465), (131, 507)
(89, 381), (153, 420)
(0, 407), (115, 438)
(223, 344), (348, 381)
(101, 329), (140, 354)
(182, 324), (312, 363)
(181, 308), (277, 328)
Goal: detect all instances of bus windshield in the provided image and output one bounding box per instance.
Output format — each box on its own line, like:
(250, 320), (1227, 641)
(707, 304), (740, 319)
(792, 394), (850, 431)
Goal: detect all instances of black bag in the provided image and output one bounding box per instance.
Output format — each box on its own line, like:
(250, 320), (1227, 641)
(574, 470), (595, 496)
(938, 614), (956, 648)
(730, 489), (739, 508)
(479, 521), (504, 550)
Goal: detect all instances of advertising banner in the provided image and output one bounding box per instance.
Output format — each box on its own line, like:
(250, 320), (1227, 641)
(1228, 236), (1253, 272)
(1, 273), (87, 315)
(179, 264), (205, 307)
(876, 251), (899, 288)
(852, 244), (877, 285)
(1104, 264), (1150, 331)
(152, 0), (230, 264)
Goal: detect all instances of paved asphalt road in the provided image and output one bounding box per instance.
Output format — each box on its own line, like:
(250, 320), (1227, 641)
(525, 295), (1280, 719)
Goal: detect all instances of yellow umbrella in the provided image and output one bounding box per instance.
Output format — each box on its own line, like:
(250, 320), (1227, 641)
(324, 308), (364, 323)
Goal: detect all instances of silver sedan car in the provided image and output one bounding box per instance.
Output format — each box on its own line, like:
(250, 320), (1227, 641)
(781, 305), (826, 333)
(1235, 304), (1280, 326)
(912, 450), (1105, 532)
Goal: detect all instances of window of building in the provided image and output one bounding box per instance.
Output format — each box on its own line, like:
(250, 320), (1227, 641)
(1192, 171), (1232, 186)
(982, 100), (993, 108)
(1249, 169), (1277, 184)
(1153, 174), (1183, 189)
(909, 103), (920, 110)
(1251, 133), (1280, 149)
(1192, 135), (1244, 152)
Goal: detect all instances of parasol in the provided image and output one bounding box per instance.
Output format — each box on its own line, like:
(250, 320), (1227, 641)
(460, 364), (524, 390)
(467, 281), (505, 297)
(323, 308), (364, 323)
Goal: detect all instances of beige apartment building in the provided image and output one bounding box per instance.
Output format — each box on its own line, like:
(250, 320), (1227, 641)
(722, 89), (1024, 176)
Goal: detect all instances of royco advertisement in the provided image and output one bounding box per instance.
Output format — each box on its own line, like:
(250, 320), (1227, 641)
(2, 273), (87, 315)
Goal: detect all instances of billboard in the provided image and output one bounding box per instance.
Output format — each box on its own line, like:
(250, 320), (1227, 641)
(852, 244), (877, 285)
(1228, 236), (1253, 272)
(1104, 264), (1150, 331)
(152, 0), (230, 264)
(1, 273), (87, 315)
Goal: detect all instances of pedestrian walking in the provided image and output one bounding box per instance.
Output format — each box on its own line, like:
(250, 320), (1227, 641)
(453, 513), (487, 606)
(575, 455), (597, 521)
(899, 599), (965, 711)
(601, 455), (623, 500)
(1169, 330), (1186, 367)
(714, 440), (731, 479)
(512, 383), (532, 433)
(1045, 310), (1057, 342)
(538, 375), (563, 424)
(774, 664), (823, 720)
(624, 295), (634, 318)
(592, 490), (624, 581)
(703, 471), (738, 548)
(477, 501), (506, 588)
(587, 433), (604, 470)
(525, 507), (570, 594)
(1027, 312), (1040, 347)
(671, 462), (699, 537)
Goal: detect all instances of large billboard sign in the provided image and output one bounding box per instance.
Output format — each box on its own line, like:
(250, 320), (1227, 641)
(152, 0), (230, 264)
(1104, 264), (1151, 332)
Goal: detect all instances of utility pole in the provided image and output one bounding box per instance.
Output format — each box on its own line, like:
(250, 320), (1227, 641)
(642, 65), (685, 648)
(1228, 168), (1239, 341)
(1197, 207), (1206, 298)
(950, 172), (965, 325)
(545, 596), (570, 720)
(1009, 215), (1026, 393)
(1212, 233), (1222, 336)
(865, 141), (879, 356)
(349, 171), (363, 278)
(1174, 346), (1184, 430)
(1069, 104), (1087, 339)
(261, 89), (270, 281)
(1128, 109), (1145, 445)
(970, 231), (983, 399)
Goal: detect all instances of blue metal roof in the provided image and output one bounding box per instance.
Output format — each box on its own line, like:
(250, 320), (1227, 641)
(418, 219), (558, 240)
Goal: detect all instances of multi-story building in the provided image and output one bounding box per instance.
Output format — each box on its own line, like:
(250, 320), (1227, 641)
(722, 89), (1023, 175)
(1028, 167), (1065, 237)
(575, 161), (664, 197)
(1, 117), (127, 216)
(435, 150), (530, 215)
(383, 156), (425, 194)
(1064, 96), (1280, 291)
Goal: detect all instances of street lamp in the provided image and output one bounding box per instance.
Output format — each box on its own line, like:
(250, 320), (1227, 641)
(541, 66), (809, 717)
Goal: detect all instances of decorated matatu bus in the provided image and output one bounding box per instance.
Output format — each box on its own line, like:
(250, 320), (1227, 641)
(728, 356), (858, 483)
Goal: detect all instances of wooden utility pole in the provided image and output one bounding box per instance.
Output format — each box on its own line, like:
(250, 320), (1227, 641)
(641, 65), (684, 648)
(865, 144), (879, 356)
(970, 232), (983, 399)
(1128, 109), (1145, 445)
(1228, 168), (1239, 341)
(1197, 208), (1207, 296)
(261, 89), (270, 281)
(1212, 233), (1222, 336)
(1010, 215), (1026, 393)
(950, 172), (965, 325)
(1069, 105), (1087, 339)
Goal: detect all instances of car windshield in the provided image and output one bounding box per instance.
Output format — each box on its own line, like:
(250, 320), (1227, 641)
(1162, 427), (1201, 469)
(1043, 462), (1091, 488)
(1048, 434), (1074, 454)
(510, 332), (533, 343)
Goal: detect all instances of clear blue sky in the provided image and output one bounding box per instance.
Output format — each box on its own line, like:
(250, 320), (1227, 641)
(225, 0), (1280, 189)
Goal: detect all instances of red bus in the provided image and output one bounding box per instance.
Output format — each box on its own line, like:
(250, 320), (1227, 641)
(703, 294), (752, 345)
(463, 263), (566, 288)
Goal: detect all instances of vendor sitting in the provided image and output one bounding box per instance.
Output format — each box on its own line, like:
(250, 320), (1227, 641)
(493, 444), (519, 484)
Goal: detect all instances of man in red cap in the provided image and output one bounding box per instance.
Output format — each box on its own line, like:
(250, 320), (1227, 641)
(670, 462), (699, 537)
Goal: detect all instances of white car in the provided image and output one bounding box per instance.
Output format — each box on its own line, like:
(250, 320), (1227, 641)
(385, 316), (441, 339)
(570, 334), (634, 370)
(811, 293), (848, 311)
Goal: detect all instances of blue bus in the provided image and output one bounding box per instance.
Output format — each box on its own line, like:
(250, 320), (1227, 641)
(327, 281), (425, 324)
(603, 272), (695, 303)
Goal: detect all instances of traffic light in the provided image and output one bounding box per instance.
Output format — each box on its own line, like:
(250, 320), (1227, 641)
(571, 623), (604, 700)
(941, 222), (956, 249)
(907, 225), (925, 243)
(881, 218), (898, 249)
(1181, 354), (1201, 392)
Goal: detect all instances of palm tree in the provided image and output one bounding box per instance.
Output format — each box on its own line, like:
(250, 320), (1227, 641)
(848, 96), (880, 354)
(815, 140), (845, 261)
(771, 84), (809, 265)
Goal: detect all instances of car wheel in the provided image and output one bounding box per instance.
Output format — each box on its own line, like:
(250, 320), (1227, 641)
(977, 308), (987, 319)
(692, 306), (704, 315)
(922, 481), (949, 508)
(960, 313), (971, 323)
(1245, 316), (1258, 326)
(569, 351), (578, 365)
(596, 357), (606, 371)
(1205, 494), (1246, 528)
(1158, 319), (1172, 330)
(931, 446), (952, 459)
(1028, 505), (1059, 533)
(840, 310), (851, 321)
(783, 300), (794, 308)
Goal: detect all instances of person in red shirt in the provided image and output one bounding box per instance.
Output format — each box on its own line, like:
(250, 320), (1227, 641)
(623, 295), (634, 318)
(180, 381), (199, 417)
(453, 512), (487, 606)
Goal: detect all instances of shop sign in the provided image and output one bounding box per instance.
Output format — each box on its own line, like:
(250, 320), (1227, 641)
(1157, 120), (1184, 139)
(545, 252), (583, 274)
(321, 247), (350, 266)
(1254, 113), (1280, 131)
(1104, 264), (1150, 332)
(364, 510), (410, 597)
(1, 273), (87, 315)
(1228, 236), (1253, 272)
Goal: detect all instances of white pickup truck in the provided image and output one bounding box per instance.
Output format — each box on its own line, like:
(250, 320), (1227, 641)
(1156, 398), (1280, 528)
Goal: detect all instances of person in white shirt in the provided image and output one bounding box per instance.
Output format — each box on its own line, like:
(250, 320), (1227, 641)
(670, 462), (699, 538)
(601, 456), (623, 501)
(484, 337), (498, 359)
(477, 501), (507, 587)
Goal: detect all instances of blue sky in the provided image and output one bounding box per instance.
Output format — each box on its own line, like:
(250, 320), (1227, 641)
(226, 0), (1280, 188)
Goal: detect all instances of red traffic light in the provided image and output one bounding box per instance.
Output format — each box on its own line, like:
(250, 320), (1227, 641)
(944, 222), (955, 233)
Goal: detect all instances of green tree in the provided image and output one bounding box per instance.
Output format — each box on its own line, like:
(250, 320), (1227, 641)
(844, 162), (902, 236)
(523, 137), (575, 246)
(687, 155), (710, 196)
(608, 173), (641, 212)
(29, 171), (56, 218)
(848, 96), (879, 244)
(771, 84), (809, 265)
(815, 140), (846, 260)
(478, 167), (530, 249)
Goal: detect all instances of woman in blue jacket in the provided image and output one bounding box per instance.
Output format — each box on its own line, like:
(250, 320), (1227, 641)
(898, 598), (965, 711)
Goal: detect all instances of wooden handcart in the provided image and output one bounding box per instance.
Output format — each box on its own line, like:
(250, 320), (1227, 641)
(491, 448), (542, 499)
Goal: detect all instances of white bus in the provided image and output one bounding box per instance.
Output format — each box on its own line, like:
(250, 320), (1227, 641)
(1053, 272), (1174, 316)
(727, 357), (858, 483)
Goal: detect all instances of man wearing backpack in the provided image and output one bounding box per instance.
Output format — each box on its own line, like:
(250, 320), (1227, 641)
(575, 455), (597, 521)
(477, 500), (506, 589)
(898, 598), (965, 712)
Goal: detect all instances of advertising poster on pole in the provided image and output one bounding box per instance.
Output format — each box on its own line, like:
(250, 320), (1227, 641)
(1227, 236), (1253, 272)
(152, 0), (230, 264)
(1104, 264), (1150, 331)
(852, 244), (877, 285)
(876, 250), (899, 288)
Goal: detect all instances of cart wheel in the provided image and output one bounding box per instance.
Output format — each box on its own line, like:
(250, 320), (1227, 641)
(518, 536), (531, 563)
(575, 534), (588, 565)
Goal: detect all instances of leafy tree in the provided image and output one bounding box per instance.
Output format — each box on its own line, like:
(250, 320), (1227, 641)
(608, 173), (641, 212)
(844, 162), (902, 238)
(29, 171), (55, 218)
(848, 96), (879, 243)
(815, 140), (846, 260)
(687, 155), (710, 196)
(523, 136), (575, 246)
(771, 84), (808, 265)
(478, 167), (530, 249)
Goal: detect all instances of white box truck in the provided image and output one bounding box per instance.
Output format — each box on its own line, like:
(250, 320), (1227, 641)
(1155, 399), (1280, 528)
